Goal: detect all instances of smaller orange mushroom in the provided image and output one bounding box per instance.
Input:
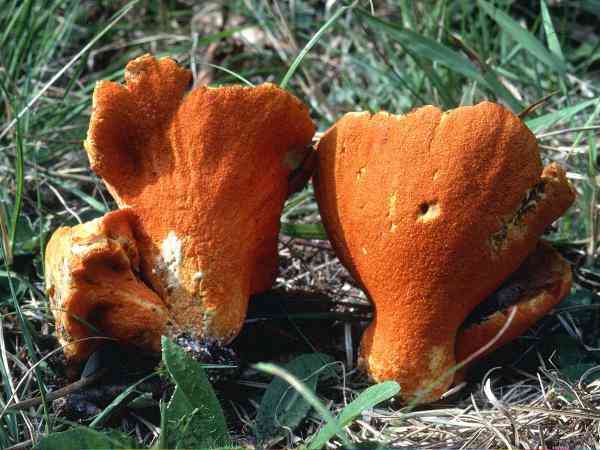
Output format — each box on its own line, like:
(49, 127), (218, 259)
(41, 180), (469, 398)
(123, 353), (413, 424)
(314, 102), (575, 403)
(45, 209), (168, 362)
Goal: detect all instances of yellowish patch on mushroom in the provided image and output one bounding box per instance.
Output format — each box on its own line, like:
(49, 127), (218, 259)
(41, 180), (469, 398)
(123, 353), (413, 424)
(388, 191), (397, 218)
(157, 231), (183, 290)
(428, 345), (447, 373)
(356, 167), (367, 181)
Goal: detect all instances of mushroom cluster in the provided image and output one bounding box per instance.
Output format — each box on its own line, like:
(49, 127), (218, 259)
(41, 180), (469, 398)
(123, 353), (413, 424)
(313, 103), (575, 402)
(45, 55), (575, 403)
(45, 54), (315, 361)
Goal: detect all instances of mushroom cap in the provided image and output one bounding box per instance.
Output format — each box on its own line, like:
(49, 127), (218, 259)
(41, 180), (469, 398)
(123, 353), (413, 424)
(313, 102), (575, 402)
(45, 209), (168, 362)
(83, 54), (315, 343)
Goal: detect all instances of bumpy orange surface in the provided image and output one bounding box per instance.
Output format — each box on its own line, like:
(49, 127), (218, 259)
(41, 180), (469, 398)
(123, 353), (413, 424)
(45, 210), (168, 361)
(46, 54), (315, 360)
(314, 102), (575, 402)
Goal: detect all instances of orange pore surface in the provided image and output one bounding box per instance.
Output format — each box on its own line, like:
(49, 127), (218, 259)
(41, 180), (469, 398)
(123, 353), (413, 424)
(84, 54), (315, 343)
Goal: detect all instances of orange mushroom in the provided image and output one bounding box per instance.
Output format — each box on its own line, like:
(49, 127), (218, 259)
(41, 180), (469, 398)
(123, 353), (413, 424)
(45, 54), (315, 361)
(45, 210), (167, 361)
(313, 102), (575, 403)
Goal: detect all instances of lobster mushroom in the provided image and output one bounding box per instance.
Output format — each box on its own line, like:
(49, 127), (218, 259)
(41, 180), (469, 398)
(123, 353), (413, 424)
(45, 54), (315, 361)
(314, 102), (575, 403)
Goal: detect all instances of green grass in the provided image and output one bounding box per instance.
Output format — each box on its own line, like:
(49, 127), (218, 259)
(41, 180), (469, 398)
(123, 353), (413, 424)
(1, 0), (599, 448)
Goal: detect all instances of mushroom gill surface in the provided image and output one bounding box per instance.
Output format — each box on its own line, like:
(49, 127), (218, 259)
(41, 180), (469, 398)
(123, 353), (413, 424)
(313, 102), (575, 403)
(46, 54), (315, 360)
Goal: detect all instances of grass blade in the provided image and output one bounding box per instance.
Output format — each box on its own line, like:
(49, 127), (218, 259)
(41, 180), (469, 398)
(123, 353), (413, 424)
(89, 373), (155, 428)
(358, 9), (521, 108)
(0, 0), (140, 141)
(280, 3), (354, 89)
(525, 98), (599, 133)
(358, 10), (482, 83)
(478, 0), (567, 74)
(206, 63), (254, 86)
(307, 381), (400, 450)
(9, 120), (24, 248)
(48, 179), (109, 214)
(280, 222), (327, 240)
(540, 0), (565, 63)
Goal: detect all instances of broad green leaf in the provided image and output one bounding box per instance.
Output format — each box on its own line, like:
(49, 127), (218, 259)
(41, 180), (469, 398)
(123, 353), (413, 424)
(11, 215), (44, 255)
(525, 98), (598, 133)
(162, 337), (231, 448)
(162, 386), (196, 448)
(478, 0), (567, 74)
(562, 363), (597, 382)
(36, 427), (137, 450)
(307, 381), (400, 450)
(255, 360), (349, 447)
(280, 222), (327, 240)
(255, 353), (335, 445)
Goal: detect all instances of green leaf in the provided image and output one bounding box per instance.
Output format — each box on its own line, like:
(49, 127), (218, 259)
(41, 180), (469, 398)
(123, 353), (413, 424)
(161, 337), (231, 448)
(36, 427), (137, 450)
(255, 353), (335, 445)
(478, 0), (567, 74)
(255, 360), (349, 447)
(525, 98), (599, 133)
(280, 222), (327, 240)
(162, 386), (191, 448)
(307, 381), (400, 450)
(562, 363), (597, 382)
